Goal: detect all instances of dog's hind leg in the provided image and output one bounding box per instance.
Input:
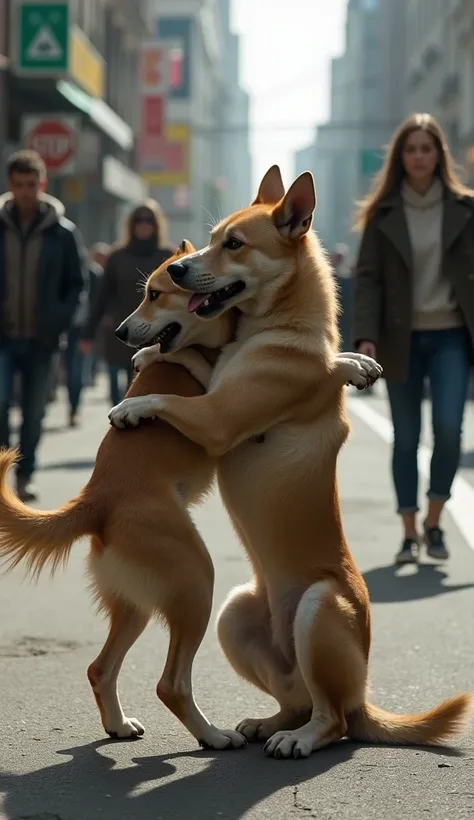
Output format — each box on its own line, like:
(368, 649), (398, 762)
(217, 581), (312, 742)
(155, 525), (247, 750)
(87, 597), (149, 739)
(263, 580), (367, 759)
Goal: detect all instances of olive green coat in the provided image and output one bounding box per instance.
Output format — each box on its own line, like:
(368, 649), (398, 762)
(353, 189), (474, 381)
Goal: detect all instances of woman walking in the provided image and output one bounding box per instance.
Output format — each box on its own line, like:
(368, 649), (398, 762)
(353, 113), (474, 566)
(82, 200), (174, 405)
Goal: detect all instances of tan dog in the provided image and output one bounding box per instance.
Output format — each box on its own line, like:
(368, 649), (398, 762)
(110, 166), (472, 759)
(0, 243), (248, 751)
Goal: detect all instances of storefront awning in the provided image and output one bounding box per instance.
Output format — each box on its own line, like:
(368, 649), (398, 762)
(57, 79), (133, 150)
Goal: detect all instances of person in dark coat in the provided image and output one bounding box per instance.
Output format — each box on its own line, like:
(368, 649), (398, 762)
(84, 242), (110, 386)
(353, 113), (474, 566)
(330, 243), (353, 352)
(82, 201), (174, 405)
(0, 150), (85, 501)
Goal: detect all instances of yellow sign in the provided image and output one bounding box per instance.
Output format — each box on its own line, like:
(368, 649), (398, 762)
(141, 123), (190, 186)
(69, 26), (105, 99)
(63, 177), (83, 203)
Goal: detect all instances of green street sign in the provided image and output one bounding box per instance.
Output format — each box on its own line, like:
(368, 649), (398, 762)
(360, 148), (384, 178)
(14, 1), (69, 75)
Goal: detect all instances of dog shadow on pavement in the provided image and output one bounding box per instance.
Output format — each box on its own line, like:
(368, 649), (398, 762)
(0, 736), (464, 820)
(363, 562), (474, 604)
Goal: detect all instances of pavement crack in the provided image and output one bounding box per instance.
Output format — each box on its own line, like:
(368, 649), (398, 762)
(0, 635), (83, 658)
(292, 785), (314, 814)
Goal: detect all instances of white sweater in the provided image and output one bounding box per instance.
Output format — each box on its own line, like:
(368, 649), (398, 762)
(402, 178), (462, 330)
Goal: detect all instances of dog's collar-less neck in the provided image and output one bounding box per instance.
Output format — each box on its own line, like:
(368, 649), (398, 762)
(183, 344), (219, 390)
(189, 344), (221, 368)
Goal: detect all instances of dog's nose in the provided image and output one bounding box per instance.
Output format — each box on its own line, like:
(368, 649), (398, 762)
(167, 260), (189, 282)
(115, 323), (128, 342)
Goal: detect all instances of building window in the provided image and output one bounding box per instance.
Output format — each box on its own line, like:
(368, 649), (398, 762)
(362, 0), (379, 10)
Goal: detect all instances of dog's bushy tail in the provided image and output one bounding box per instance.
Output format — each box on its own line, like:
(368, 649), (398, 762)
(0, 448), (100, 579)
(347, 695), (473, 746)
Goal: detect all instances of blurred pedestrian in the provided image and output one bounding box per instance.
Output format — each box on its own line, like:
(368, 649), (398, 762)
(0, 150), (85, 500)
(70, 242), (110, 398)
(90, 241), (110, 272)
(86, 243), (110, 385)
(330, 243), (353, 352)
(64, 272), (90, 428)
(81, 201), (174, 405)
(353, 113), (474, 566)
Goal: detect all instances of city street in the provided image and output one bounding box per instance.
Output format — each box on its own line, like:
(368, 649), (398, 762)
(0, 378), (473, 820)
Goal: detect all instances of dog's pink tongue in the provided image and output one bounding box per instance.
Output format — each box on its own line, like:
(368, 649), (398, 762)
(188, 293), (210, 313)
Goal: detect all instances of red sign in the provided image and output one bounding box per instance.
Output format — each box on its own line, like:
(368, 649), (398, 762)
(138, 95), (167, 172)
(24, 118), (76, 173)
(141, 96), (164, 137)
(138, 41), (170, 174)
(139, 42), (170, 94)
(169, 46), (184, 89)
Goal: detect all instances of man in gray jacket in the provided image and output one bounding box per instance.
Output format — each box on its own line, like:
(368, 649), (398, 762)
(0, 150), (85, 501)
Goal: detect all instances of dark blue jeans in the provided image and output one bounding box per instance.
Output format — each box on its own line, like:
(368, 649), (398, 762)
(0, 338), (55, 478)
(108, 364), (134, 406)
(386, 328), (471, 514)
(65, 326), (85, 414)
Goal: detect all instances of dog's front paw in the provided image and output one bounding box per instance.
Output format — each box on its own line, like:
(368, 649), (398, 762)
(108, 400), (139, 429)
(132, 346), (162, 373)
(108, 396), (163, 428)
(342, 355), (383, 390)
(108, 397), (149, 428)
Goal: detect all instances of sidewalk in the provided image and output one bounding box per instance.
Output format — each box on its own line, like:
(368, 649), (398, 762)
(0, 379), (473, 820)
(351, 381), (474, 488)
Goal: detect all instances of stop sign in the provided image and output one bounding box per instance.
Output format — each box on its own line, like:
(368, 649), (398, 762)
(24, 118), (76, 174)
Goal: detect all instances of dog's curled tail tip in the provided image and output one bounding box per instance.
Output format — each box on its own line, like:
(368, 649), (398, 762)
(0, 447), (96, 580)
(347, 693), (473, 747)
(0, 447), (19, 483)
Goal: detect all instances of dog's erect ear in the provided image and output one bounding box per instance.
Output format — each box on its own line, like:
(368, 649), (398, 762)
(178, 239), (196, 255)
(272, 172), (316, 239)
(252, 165), (285, 206)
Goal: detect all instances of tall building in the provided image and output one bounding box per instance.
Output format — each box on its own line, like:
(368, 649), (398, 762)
(215, 0), (252, 216)
(0, 0), (6, 177)
(404, 0), (474, 183)
(148, 0), (251, 248)
(294, 143), (316, 178)
(147, 0), (221, 248)
(2, 0), (154, 243)
(293, 0), (407, 256)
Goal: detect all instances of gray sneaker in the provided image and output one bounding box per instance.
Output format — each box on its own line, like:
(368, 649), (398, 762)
(395, 538), (420, 566)
(424, 526), (449, 560)
(16, 476), (38, 503)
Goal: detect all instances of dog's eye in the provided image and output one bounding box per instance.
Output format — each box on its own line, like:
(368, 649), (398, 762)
(148, 289), (160, 302)
(223, 237), (243, 251)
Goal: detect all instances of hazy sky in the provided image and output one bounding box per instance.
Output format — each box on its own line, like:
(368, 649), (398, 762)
(231, 0), (347, 192)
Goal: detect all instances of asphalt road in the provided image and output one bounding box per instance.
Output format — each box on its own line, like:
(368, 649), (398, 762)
(0, 378), (473, 820)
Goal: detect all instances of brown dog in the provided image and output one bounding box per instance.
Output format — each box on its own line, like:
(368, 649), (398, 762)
(0, 243), (247, 751)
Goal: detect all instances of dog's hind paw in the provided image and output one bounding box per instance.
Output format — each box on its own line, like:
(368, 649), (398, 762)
(198, 726), (247, 750)
(106, 717), (145, 740)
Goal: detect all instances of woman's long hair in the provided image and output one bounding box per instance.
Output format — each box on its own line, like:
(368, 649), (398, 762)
(353, 113), (473, 232)
(118, 199), (171, 248)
